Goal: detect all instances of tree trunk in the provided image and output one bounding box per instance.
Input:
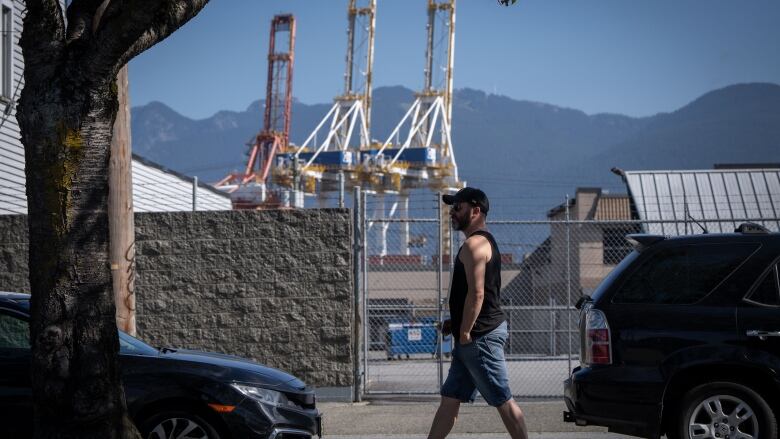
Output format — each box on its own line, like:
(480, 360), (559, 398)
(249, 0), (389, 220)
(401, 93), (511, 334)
(19, 64), (140, 439)
(17, 1), (209, 437)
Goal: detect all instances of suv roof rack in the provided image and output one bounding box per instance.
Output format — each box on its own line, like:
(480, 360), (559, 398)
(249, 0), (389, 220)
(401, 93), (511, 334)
(735, 222), (770, 234)
(625, 234), (665, 252)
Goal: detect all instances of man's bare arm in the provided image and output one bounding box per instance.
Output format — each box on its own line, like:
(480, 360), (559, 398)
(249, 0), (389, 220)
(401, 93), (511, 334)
(459, 235), (492, 343)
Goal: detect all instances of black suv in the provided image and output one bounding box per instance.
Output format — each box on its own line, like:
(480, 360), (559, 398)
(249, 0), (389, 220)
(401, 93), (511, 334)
(564, 224), (780, 439)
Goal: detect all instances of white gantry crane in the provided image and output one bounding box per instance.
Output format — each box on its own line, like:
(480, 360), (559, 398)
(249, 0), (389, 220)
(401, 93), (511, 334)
(273, 0), (376, 201)
(366, 0), (462, 257)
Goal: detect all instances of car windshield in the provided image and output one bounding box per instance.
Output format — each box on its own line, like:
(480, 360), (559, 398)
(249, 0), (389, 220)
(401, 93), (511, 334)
(119, 331), (159, 356)
(10, 298), (159, 355)
(5, 297), (159, 355)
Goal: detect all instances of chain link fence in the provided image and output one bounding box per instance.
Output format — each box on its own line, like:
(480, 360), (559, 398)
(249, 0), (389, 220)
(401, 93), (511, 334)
(363, 213), (446, 395)
(358, 192), (779, 398)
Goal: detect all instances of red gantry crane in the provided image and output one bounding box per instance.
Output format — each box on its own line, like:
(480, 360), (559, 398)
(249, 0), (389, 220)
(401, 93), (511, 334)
(217, 14), (296, 208)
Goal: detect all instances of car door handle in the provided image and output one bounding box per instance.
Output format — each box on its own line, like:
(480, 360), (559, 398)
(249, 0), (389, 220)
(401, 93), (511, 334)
(746, 330), (780, 340)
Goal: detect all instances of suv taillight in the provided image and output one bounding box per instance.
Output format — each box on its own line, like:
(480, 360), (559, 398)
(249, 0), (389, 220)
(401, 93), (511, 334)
(581, 305), (612, 366)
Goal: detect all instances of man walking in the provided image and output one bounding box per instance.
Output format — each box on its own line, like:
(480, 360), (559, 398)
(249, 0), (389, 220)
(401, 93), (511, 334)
(428, 187), (528, 439)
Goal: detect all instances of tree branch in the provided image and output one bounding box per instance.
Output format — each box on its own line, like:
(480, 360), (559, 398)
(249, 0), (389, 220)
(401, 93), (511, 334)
(21, 0), (66, 71)
(114, 0), (210, 72)
(78, 0), (210, 82)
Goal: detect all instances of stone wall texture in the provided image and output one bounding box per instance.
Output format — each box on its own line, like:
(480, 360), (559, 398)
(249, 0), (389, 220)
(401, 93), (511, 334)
(0, 215), (29, 292)
(0, 209), (354, 389)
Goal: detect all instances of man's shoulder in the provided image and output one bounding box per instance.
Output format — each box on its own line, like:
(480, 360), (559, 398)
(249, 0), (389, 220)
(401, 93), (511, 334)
(462, 234), (491, 258)
(464, 233), (489, 247)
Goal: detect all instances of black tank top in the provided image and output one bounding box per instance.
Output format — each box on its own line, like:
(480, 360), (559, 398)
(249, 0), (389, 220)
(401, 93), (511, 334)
(448, 230), (506, 343)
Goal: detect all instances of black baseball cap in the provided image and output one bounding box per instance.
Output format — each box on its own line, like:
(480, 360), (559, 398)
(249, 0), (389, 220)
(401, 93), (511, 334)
(442, 187), (489, 215)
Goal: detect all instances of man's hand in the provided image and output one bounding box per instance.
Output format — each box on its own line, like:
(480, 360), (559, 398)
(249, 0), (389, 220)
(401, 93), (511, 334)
(460, 332), (473, 345)
(439, 319), (452, 336)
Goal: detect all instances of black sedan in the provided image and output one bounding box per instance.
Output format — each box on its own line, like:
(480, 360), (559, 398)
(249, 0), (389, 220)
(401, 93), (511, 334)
(0, 292), (322, 439)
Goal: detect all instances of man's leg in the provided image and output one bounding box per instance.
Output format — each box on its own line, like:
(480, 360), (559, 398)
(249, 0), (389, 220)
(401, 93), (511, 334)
(427, 396), (461, 439)
(462, 323), (527, 439)
(496, 398), (528, 439)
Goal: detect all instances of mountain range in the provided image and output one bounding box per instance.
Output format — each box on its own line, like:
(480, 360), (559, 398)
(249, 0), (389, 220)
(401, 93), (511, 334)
(131, 82), (780, 219)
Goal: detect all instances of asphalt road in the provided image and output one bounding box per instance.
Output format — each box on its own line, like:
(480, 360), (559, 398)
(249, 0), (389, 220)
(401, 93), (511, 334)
(318, 399), (635, 438)
(327, 434), (632, 439)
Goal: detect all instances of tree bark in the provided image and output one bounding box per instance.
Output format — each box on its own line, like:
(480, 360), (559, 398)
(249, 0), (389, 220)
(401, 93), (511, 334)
(20, 63), (140, 439)
(17, 1), (209, 437)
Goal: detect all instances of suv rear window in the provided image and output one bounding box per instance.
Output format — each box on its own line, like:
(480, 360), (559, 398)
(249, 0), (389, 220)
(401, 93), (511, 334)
(612, 243), (758, 305)
(746, 264), (780, 307)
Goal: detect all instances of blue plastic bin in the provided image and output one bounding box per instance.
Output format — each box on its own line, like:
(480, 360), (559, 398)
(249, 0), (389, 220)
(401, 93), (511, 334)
(385, 321), (452, 360)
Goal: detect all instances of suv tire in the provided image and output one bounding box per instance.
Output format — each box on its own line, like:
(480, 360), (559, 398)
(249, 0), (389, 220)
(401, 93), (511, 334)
(676, 382), (777, 439)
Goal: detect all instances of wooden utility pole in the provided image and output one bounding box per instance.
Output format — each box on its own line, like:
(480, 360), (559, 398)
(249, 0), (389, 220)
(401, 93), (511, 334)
(108, 65), (136, 335)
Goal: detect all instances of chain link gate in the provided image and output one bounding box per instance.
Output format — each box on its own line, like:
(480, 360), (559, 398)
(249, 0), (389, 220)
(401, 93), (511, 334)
(361, 215), (581, 397)
(360, 192), (449, 395)
(357, 191), (780, 398)
(358, 192), (583, 398)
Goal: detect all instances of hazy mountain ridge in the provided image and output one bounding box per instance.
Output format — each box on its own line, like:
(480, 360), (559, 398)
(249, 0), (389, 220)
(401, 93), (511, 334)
(581, 83), (780, 177)
(131, 82), (780, 218)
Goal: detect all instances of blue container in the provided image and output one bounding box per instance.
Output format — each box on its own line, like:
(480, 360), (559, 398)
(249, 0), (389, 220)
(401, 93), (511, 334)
(305, 151), (354, 166)
(397, 147), (436, 164)
(385, 320), (452, 359)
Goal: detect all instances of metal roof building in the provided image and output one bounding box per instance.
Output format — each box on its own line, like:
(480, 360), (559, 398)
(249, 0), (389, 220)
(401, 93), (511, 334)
(621, 168), (780, 235)
(1, 154), (231, 215)
(128, 155), (231, 212)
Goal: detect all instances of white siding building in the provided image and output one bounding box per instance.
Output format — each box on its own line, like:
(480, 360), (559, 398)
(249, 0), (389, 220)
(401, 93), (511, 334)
(0, 0), (231, 214)
(131, 155), (232, 212)
(0, 0), (26, 215)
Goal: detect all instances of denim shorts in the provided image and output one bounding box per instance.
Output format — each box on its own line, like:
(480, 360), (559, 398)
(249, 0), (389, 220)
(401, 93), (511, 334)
(440, 321), (512, 407)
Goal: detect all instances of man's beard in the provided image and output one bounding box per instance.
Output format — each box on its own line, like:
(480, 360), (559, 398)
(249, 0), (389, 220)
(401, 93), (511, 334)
(452, 214), (470, 231)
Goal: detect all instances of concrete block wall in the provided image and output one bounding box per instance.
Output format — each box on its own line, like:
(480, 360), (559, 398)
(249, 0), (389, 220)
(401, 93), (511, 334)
(0, 215), (29, 292)
(0, 209), (354, 394)
(134, 209), (354, 391)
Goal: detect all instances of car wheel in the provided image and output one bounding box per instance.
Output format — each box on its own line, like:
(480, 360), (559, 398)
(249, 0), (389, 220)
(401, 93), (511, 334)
(677, 382), (777, 439)
(140, 410), (222, 439)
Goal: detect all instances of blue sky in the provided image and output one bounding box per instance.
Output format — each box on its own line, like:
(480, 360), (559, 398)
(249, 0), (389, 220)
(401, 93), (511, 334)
(129, 0), (780, 120)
